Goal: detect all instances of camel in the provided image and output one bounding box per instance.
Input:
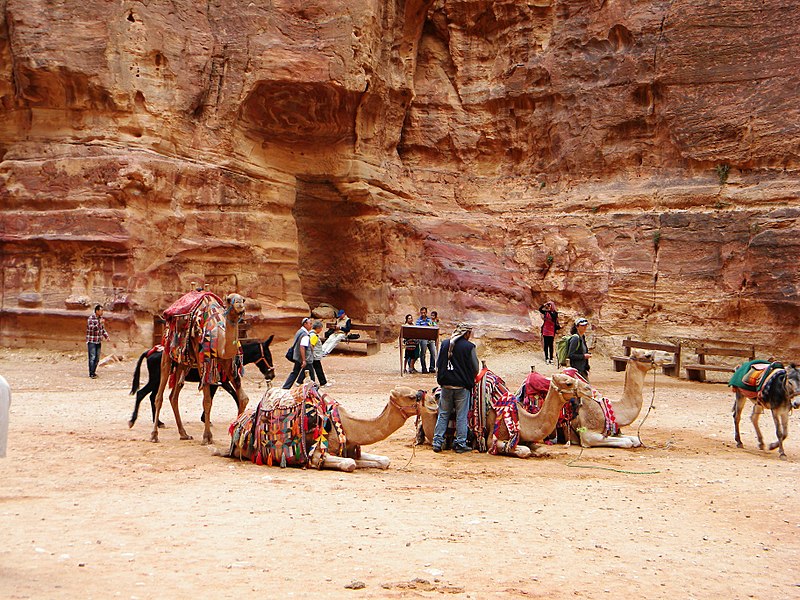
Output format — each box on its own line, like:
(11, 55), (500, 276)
(229, 385), (423, 472)
(417, 373), (590, 458)
(732, 363), (800, 460)
(569, 348), (666, 448)
(150, 292), (249, 445)
(486, 373), (591, 458)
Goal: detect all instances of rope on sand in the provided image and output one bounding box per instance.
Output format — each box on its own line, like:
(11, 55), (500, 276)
(566, 368), (661, 475)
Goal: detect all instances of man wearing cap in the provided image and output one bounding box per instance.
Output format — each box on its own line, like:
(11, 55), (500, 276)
(432, 322), (480, 454)
(567, 318), (592, 380)
(282, 317), (314, 389)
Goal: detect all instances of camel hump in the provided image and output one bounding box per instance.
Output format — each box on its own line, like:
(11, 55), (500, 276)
(163, 290), (223, 319)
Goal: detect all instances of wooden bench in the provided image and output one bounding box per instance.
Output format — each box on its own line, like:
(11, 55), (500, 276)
(326, 322), (382, 355)
(684, 344), (755, 382)
(611, 337), (682, 377)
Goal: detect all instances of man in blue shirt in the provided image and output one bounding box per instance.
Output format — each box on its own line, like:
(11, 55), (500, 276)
(415, 306), (437, 374)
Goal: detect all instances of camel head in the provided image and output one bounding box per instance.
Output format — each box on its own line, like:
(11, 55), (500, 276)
(224, 293), (246, 321)
(389, 386), (425, 419)
(628, 348), (666, 370)
(551, 373), (593, 401)
(422, 388), (439, 414)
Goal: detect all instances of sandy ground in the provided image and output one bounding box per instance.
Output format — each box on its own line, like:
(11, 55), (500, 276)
(1, 342), (799, 600)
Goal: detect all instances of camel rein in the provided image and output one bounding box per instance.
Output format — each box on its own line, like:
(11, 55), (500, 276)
(398, 390), (426, 470)
(566, 362), (661, 475)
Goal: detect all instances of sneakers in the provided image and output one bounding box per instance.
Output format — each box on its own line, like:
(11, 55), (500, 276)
(454, 445), (471, 454)
(89, 374), (98, 379)
(429, 368), (436, 373)
(421, 369), (428, 374)
(432, 444), (442, 453)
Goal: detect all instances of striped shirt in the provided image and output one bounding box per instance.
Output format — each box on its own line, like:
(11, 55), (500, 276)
(86, 314), (109, 343)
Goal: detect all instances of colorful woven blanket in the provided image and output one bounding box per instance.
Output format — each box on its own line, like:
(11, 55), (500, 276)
(228, 383), (346, 468)
(728, 359), (776, 395)
(162, 292), (242, 388)
(562, 367), (617, 437)
(520, 371), (551, 414)
(471, 368), (520, 454)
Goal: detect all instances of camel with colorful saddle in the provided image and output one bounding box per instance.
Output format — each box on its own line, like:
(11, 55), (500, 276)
(417, 368), (590, 458)
(228, 383), (423, 472)
(567, 348), (668, 448)
(150, 290), (249, 445)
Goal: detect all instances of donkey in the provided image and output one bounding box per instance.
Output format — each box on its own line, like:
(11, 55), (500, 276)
(128, 336), (274, 428)
(732, 363), (800, 460)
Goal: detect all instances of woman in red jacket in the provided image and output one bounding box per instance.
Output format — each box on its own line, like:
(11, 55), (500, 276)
(538, 301), (560, 365)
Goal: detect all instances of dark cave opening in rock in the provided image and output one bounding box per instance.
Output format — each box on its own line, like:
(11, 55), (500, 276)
(292, 178), (384, 319)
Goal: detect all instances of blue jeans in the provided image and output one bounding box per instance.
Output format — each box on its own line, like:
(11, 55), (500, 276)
(87, 342), (101, 376)
(419, 340), (436, 371)
(433, 387), (470, 449)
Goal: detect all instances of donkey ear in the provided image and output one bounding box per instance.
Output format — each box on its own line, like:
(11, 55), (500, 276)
(265, 334), (274, 346)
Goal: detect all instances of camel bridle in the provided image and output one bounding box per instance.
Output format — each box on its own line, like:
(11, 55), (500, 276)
(390, 389), (425, 419)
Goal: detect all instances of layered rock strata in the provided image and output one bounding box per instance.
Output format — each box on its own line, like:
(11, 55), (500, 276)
(1, 0), (798, 360)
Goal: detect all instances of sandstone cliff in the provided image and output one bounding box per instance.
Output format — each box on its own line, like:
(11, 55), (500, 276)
(1, 0), (798, 361)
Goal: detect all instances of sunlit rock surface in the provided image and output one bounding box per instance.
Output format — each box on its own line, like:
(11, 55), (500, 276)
(1, 0), (798, 358)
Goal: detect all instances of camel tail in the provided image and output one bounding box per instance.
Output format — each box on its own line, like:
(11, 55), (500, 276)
(130, 351), (149, 395)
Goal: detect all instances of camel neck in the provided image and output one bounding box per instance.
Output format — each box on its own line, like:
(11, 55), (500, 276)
(518, 385), (568, 439)
(217, 314), (240, 359)
(337, 403), (408, 447)
(613, 361), (649, 426)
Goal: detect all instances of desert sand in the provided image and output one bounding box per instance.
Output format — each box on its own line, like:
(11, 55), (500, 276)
(1, 343), (798, 599)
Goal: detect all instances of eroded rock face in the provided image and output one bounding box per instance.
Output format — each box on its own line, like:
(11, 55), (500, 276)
(1, 0), (798, 359)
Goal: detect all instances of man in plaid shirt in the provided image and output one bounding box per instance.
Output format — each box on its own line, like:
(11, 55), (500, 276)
(86, 304), (109, 378)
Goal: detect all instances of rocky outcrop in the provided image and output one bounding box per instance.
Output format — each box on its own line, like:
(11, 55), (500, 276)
(1, 0), (798, 359)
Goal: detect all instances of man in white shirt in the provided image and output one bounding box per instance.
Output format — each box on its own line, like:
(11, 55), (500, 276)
(282, 318), (314, 389)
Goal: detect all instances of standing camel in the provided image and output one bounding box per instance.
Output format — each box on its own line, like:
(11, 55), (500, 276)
(151, 292), (249, 445)
(570, 348), (665, 448)
(229, 384), (424, 472)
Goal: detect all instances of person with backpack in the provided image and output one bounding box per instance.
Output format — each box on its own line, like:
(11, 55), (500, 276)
(538, 301), (560, 364)
(282, 317), (314, 389)
(566, 318), (592, 380)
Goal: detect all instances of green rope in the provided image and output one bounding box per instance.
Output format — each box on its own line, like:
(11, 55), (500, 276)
(566, 444), (660, 475)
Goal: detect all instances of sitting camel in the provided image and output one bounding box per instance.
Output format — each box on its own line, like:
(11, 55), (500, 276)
(569, 348), (666, 448)
(229, 384), (423, 472)
(417, 373), (589, 458)
(151, 292), (249, 445)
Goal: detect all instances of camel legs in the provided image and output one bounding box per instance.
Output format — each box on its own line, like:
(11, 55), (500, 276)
(492, 440), (532, 458)
(353, 451), (391, 469)
(577, 429), (641, 448)
(320, 454), (357, 472)
(169, 370), (192, 441)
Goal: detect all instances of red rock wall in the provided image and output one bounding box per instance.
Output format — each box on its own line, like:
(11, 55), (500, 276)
(1, 0), (798, 359)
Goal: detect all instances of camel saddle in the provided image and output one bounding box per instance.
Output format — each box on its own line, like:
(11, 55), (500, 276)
(162, 291), (242, 387)
(471, 367), (521, 454)
(729, 360), (783, 400)
(228, 383), (347, 468)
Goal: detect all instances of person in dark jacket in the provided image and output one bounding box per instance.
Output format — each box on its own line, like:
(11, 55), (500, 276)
(567, 317), (592, 380)
(433, 322), (480, 453)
